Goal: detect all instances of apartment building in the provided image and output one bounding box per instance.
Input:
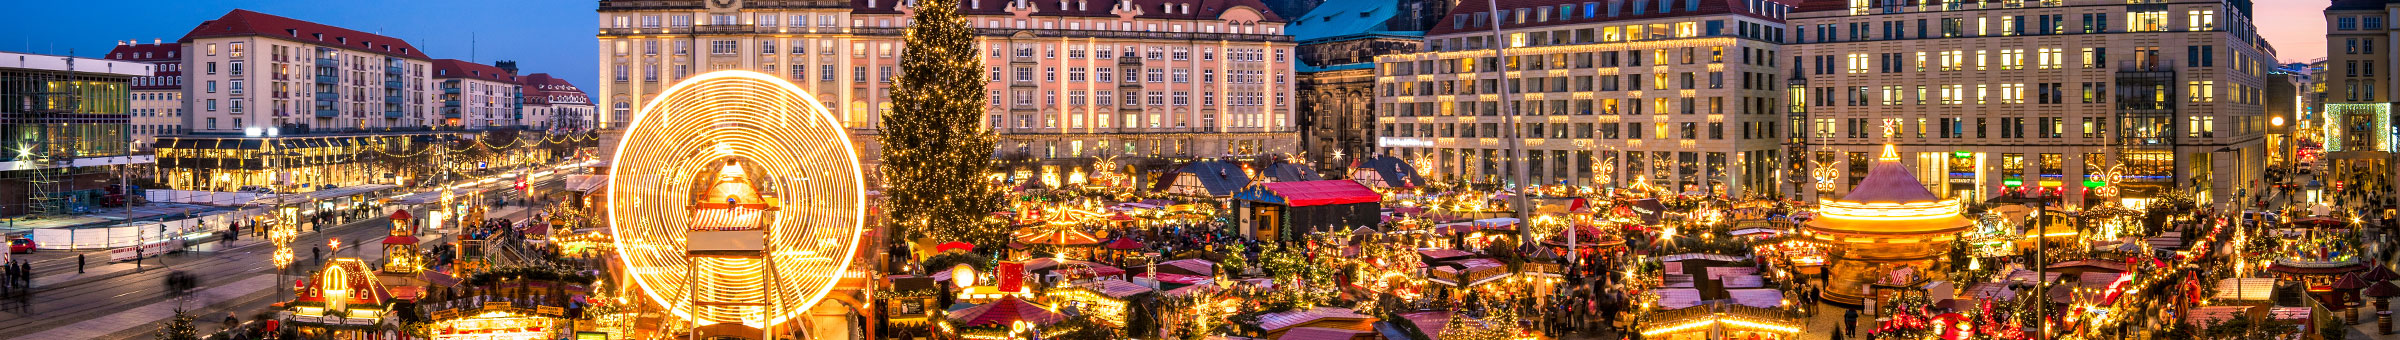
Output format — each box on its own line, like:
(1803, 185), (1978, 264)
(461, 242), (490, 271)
(596, 0), (1299, 177)
(2325, 0), (2399, 184)
(181, 9), (439, 135)
(104, 40), (187, 152)
(1372, 0), (1799, 196)
(434, 59), (522, 128)
(519, 73), (596, 131)
(1789, 0), (2274, 207)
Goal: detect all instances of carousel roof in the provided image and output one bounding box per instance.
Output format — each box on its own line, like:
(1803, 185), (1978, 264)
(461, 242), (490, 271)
(1841, 147), (1943, 204)
(1805, 144), (1974, 235)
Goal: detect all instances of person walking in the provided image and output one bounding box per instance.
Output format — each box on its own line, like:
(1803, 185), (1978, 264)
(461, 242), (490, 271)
(76, 254), (84, 274)
(1843, 307), (1860, 338)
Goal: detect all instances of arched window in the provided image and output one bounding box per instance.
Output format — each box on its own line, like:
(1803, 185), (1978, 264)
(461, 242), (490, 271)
(611, 100), (631, 129)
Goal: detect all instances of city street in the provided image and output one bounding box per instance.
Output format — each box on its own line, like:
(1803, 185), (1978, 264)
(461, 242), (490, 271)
(0, 213), (396, 339)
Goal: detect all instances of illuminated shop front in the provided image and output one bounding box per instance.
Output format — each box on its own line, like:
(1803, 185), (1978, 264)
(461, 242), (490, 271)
(154, 133), (438, 192)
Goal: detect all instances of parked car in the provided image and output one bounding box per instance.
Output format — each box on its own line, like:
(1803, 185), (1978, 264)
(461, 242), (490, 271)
(7, 236), (33, 253)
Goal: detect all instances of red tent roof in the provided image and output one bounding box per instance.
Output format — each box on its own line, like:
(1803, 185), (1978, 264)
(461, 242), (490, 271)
(389, 209), (412, 220)
(1104, 237), (1144, 250)
(1245, 180), (1380, 207)
(936, 241), (975, 253)
(382, 235), (418, 245)
(946, 296), (1063, 328)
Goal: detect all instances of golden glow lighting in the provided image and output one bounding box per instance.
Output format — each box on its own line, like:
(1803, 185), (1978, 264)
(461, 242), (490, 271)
(609, 70), (868, 328)
(1814, 199), (1964, 220)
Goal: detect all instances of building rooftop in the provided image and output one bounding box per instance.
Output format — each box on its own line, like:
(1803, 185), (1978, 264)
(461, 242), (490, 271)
(180, 9), (431, 60)
(852, 0), (1285, 22)
(518, 73), (591, 106)
(2329, 0), (2391, 11)
(433, 59), (518, 83)
(1285, 0), (1420, 41)
(103, 41), (181, 63)
(1429, 0), (1797, 36)
(0, 51), (153, 76)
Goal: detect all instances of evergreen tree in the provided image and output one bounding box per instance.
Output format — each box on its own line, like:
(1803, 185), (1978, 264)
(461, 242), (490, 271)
(155, 307), (200, 340)
(882, 0), (1006, 247)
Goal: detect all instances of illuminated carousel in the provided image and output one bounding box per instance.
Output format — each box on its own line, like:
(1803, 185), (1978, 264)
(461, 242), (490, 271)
(609, 70), (870, 339)
(1803, 145), (1976, 307)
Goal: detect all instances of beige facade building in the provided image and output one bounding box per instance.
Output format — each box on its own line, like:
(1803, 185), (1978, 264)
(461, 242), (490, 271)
(519, 73), (597, 131)
(596, 0), (1298, 176)
(433, 59), (522, 128)
(1789, 0), (2275, 207)
(106, 40), (187, 152)
(180, 9), (440, 135)
(1373, 0), (1798, 195)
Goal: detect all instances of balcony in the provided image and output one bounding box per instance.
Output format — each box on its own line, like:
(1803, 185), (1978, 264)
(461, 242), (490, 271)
(386, 110), (404, 118)
(316, 108), (339, 117)
(444, 87), (461, 94)
(849, 27), (1295, 43)
(386, 66), (403, 74)
(442, 108), (462, 118)
(315, 58), (337, 66)
(692, 24), (755, 34)
(444, 100), (461, 107)
(316, 75), (339, 84)
(316, 92), (339, 101)
(385, 95), (402, 104)
(385, 80), (403, 88)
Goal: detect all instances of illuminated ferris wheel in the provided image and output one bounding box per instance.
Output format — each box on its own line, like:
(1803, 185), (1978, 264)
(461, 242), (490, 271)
(608, 70), (867, 334)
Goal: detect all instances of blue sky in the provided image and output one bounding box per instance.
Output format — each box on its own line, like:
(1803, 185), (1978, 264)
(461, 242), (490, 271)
(0, 0), (599, 89)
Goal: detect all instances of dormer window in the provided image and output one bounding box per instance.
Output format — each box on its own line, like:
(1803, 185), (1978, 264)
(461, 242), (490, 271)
(312, 33), (323, 40)
(286, 29), (298, 37)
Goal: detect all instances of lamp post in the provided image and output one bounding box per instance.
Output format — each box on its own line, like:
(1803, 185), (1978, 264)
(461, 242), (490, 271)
(1988, 192), (2052, 340)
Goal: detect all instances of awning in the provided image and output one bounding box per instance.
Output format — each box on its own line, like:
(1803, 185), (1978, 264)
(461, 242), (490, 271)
(1234, 180), (1380, 207)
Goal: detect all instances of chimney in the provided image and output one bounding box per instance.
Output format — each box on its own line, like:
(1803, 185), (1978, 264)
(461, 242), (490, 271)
(154, 38), (162, 44)
(117, 40), (126, 46)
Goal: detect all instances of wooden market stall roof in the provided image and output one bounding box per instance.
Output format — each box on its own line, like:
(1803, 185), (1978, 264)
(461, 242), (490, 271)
(947, 296), (1064, 328)
(1256, 307), (1377, 336)
(1349, 155), (1426, 189)
(2213, 278), (2277, 301)
(1074, 279), (1155, 299)
(1234, 180), (1380, 207)
(1156, 161), (1252, 197)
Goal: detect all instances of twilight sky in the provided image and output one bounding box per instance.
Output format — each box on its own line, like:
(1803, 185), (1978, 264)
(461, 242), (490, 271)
(0, 0), (2337, 83)
(0, 0), (600, 89)
(2260, 2), (2327, 64)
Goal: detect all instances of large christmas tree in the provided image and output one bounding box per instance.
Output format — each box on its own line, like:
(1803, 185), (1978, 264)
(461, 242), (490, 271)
(882, 0), (1006, 247)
